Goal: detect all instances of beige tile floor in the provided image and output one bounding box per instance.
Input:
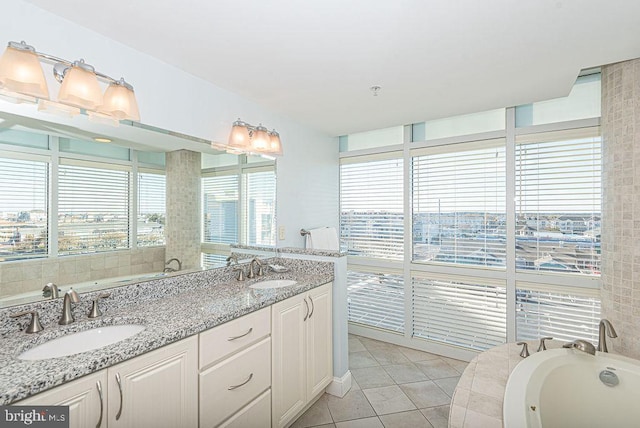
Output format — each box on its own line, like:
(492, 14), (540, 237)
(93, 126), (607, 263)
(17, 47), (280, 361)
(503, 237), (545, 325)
(291, 335), (469, 428)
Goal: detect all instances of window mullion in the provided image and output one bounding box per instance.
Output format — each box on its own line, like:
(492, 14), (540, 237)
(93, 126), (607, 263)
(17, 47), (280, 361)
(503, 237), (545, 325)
(130, 151), (138, 249)
(505, 107), (517, 342)
(49, 136), (59, 258)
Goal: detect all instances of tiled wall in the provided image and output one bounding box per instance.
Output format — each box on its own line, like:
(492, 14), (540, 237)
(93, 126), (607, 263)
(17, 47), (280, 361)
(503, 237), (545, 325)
(165, 150), (201, 270)
(601, 58), (640, 359)
(0, 247), (166, 298)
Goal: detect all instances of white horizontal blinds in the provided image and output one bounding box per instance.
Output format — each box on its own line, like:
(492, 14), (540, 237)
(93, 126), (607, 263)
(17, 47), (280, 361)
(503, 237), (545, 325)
(202, 253), (227, 269)
(411, 139), (506, 267)
(58, 161), (130, 255)
(0, 156), (48, 261)
(137, 171), (166, 246)
(515, 127), (601, 275)
(202, 174), (239, 244)
(412, 273), (507, 350)
(347, 268), (405, 333)
(245, 170), (276, 246)
(340, 154), (404, 260)
(516, 282), (600, 343)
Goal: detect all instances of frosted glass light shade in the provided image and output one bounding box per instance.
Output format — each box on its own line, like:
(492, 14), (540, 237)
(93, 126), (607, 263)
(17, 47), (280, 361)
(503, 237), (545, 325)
(0, 46), (49, 99)
(100, 81), (140, 121)
(58, 64), (103, 110)
(251, 125), (270, 151)
(228, 120), (251, 150)
(269, 131), (283, 156)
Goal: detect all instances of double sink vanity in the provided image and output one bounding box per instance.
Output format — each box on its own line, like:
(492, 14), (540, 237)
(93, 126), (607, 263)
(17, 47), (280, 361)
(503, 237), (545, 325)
(0, 257), (335, 428)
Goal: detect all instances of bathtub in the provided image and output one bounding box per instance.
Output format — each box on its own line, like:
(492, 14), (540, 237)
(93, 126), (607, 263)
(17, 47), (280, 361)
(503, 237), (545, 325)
(503, 348), (640, 428)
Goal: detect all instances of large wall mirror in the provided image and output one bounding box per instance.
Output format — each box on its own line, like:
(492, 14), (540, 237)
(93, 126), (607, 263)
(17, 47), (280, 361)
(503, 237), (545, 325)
(0, 104), (276, 308)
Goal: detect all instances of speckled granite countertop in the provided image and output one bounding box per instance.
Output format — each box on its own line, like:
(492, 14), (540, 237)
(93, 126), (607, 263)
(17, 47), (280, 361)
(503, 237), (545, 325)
(448, 339), (565, 428)
(230, 244), (347, 258)
(0, 258), (333, 405)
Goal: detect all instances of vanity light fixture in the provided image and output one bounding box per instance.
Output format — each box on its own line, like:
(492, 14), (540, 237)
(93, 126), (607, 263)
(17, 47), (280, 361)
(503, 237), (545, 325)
(216, 118), (283, 156)
(0, 40), (140, 123)
(93, 137), (112, 143)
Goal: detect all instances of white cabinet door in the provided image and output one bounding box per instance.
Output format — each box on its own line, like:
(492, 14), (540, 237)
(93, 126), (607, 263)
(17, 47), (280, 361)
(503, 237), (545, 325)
(18, 371), (108, 428)
(107, 336), (198, 428)
(306, 283), (333, 399)
(271, 292), (306, 428)
(272, 282), (334, 428)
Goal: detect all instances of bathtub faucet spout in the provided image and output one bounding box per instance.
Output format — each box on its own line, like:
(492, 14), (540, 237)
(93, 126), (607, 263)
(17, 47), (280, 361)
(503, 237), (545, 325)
(563, 339), (596, 356)
(597, 319), (618, 353)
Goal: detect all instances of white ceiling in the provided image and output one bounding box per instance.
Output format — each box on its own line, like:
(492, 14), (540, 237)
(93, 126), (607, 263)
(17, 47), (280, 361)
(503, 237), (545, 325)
(23, 0), (640, 136)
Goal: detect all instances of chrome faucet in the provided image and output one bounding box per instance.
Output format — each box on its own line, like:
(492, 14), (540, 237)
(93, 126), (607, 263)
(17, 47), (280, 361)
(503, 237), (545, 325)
(164, 258), (182, 272)
(597, 319), (618, 353)
(248, 257), (264, 279)
(59, 288), (80, 325)
(42, 283), (60, 299)
(226, 255), (239, 266)
(563, 339), (596, 355)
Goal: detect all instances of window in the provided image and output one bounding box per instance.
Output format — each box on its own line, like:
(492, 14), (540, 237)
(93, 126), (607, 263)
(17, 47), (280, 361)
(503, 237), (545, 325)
(201, 162), (276, 251)
(412, 108), (506, 142)
(58, 161), (129, 255)
(347, 269), (404, 333)
(339, 126), (403, 152)
(515, 128), (601, 275)
(137, 171), (166, 246)
(515, 73), (601, 127)
(340, 155), (404, 260)
(0, 156), (48, 261)
(412, 140), (506, 267)
(516, 283), (600, 343)
(412, 273), (507, 350)
(246, 170), (276, 246)
(202, 174), (239, 245)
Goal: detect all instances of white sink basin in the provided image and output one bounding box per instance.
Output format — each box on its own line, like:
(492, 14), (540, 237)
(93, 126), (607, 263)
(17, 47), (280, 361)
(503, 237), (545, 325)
(249, 279), (297, 290)
(18, 324), (146, 361)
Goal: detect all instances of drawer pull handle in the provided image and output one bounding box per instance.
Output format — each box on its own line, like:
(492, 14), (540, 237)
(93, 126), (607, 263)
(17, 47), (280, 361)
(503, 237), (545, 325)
(303, 298), (310, 321)
(115, 372), (123, 420)
(228, 327), (253, 341)
(95, 380), (104, 428)
(228, 373), (253, 390)
(309, 295), (315, 319)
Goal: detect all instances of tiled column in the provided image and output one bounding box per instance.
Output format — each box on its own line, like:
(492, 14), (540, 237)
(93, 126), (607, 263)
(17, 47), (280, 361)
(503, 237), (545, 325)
(601, 58), (640, 359)
(165, 150), (201, 270)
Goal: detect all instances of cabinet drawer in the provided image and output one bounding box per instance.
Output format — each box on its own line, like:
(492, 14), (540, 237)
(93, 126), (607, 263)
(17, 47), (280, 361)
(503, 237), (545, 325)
(200, 307), (270, 368)
(199, 337), (271, 428)
(219, 389), (271, 428)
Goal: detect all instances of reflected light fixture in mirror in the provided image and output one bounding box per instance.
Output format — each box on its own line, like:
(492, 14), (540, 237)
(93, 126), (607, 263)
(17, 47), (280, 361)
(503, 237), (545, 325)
(0, 40), (140, 123)
(220, 118), (283, 156)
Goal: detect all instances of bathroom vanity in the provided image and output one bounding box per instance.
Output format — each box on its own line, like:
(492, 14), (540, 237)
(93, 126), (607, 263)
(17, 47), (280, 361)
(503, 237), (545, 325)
(0, 258), (334, 428)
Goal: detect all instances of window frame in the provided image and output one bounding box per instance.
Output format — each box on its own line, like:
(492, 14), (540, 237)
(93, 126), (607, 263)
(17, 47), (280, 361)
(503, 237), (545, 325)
(341, 104), (602, 359)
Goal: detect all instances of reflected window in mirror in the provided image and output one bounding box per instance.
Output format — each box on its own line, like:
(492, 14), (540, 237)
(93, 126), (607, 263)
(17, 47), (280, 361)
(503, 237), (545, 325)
(201, 153), (275, 268)
(0, 128), (166, 263)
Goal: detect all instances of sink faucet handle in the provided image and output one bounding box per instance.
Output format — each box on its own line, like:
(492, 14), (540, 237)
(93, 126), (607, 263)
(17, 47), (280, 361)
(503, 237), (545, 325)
(10, 310), (44, 334)
(88, 293), (111, 318)
(233, 266), (245, 281)
(517, 341), (530, 358)
(537, 337), (553, 352)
